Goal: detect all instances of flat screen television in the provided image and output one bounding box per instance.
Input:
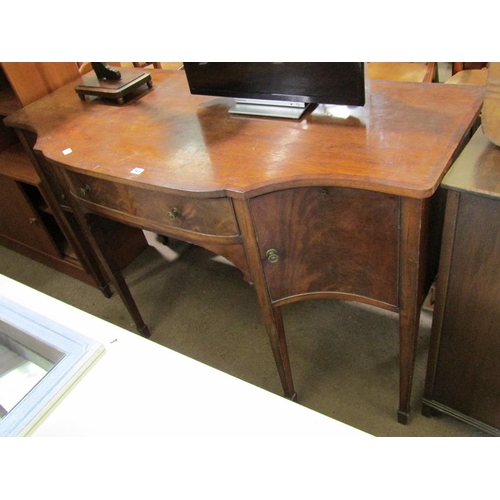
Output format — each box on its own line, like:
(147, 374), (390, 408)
(183, 62), (366, 119)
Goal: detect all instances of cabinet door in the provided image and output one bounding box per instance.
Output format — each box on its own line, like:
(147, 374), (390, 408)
(249, 186), (400, 307)
(0, 175), (61, 257)
(430, 192), (500, 430)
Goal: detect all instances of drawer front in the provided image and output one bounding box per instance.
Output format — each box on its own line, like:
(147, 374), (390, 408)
(65, 171), (240, 237)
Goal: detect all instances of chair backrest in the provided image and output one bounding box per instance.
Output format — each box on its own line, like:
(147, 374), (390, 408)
(452, 62), (488, 75)
(445, 69), (489, 86)
(368, 62), (436, 83)
(133, 62), (163, 69)
(481, 62), (500, 146)
(1, 62), (80, 106)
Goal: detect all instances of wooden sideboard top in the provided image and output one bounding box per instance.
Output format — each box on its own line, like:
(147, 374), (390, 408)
(6, 69), (484, 199)
(442, 126), (500, 199)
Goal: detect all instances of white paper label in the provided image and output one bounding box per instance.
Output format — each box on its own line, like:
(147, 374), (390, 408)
(130, 168), (145, 175)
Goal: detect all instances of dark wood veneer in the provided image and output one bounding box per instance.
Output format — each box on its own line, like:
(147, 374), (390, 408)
(65, 170), (240, 237)
(250, 186), (400, 308)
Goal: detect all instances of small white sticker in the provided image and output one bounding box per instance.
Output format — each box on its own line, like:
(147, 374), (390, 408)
(130, 167), (145, 175)
(62, 148), (73, 155)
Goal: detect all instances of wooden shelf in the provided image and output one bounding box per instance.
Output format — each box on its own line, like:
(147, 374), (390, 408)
(0, 87), (22, 116)
(0, 143), (40, 185)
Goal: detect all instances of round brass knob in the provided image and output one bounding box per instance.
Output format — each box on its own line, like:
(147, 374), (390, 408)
(79, 184), (92, 197)
(168, 207), (181, 220)
(266, 248), (279, 263)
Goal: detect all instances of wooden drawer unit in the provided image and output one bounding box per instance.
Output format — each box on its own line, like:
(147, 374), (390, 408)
(249, 186), (400, 307)
(64, 171), (240, 239)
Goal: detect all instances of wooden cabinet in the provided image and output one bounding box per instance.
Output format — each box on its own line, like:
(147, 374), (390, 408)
(4, 69), (484, 419)
(249, 186), (400, 307)
(0, 168), (61, 258)
(423, 128), (500, 436)
(0, 63), (147, 290)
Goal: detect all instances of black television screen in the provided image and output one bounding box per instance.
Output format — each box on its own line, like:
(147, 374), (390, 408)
(183, 62), (366, 119)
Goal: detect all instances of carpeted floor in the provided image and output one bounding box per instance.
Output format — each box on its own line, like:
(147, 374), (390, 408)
(0, 232), (488, 437)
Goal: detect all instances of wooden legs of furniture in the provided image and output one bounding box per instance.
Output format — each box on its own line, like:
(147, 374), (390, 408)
(397, 307), (421, 424)
(60, 190), (429, 424)
(262, 306), (296, 401)
(86, 215), (151, 338)
(232, 198), (297, 400)
(397, 198), (427, 424)
(64, 200), (151, 337)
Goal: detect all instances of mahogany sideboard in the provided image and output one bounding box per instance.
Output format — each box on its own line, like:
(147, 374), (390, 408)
(423, 128), (500, 435)
(5, 69), (484, 424)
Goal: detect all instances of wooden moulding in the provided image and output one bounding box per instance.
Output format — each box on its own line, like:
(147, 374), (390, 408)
(482, 62), (500, 146)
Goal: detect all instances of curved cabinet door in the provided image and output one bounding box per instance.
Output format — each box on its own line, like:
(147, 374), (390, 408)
(249, 186), (400, 308)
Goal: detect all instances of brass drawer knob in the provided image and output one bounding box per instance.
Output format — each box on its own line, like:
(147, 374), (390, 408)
(266, 248), (279, 263)
(168, 207), (181, 220)
(79, 184), (92, 197)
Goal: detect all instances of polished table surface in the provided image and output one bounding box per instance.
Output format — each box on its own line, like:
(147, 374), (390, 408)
(6, 69), (484, 424)
(8, 70), (483, 198)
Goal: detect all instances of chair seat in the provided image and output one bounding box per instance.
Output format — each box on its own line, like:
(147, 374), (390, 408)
(445, 69), (488, 86)
(368, 62), (430, 83)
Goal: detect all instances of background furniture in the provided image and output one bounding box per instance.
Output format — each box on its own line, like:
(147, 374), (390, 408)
(445, 69), (489, 86)
(133, 62), (162, 69)
(481, 62), (500, 147)
(0, 63), (147, 291)
(368, 62), (437, 83)
(6, 69), (483, 424)
(445, 62), (489, 86)
(78, 62), (184, 74)
(422, 127), (500, 436)
(446, 62), (489, 85)
(452, 62), (488, 75)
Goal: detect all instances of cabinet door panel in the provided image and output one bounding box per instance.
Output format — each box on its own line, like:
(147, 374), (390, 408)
(432, 193), (500, 428)
(249, 187), (400, 306)
(0, 176), (60, 257)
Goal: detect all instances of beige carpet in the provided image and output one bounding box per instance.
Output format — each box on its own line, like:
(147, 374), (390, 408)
(0, 233), (488, 437)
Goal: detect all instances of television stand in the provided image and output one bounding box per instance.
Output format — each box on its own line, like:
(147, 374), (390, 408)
(75, 68), (152, 104)
(229, 98), (310, 119)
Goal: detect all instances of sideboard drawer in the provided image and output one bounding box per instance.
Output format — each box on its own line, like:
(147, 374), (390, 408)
(64, 171), (240, 237)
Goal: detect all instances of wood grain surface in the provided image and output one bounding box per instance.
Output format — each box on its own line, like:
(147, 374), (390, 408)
(6, 70), (484, 200)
